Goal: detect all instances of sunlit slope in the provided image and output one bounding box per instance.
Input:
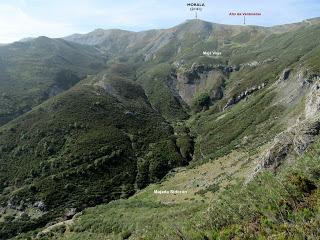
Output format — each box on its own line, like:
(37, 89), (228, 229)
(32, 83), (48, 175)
(0, 37), (106, 126)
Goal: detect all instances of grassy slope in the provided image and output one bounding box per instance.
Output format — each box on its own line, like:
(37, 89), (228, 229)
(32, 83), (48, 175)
(47, 136), (319, 240)
(189, 89), (285, 164)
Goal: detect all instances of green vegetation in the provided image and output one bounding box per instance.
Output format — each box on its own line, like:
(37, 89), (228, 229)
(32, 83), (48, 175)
(0, 37), (106, 126)
(0, 72), (185, 239)
(190, 89), (285, 164)
(31, 131), (319, 240)
(205, 139), (320, 239)
(44, 188), (207, 240)
(1, 18), (320, 239)
(192, 92), (211, 111)
(137, 63), (189, 121)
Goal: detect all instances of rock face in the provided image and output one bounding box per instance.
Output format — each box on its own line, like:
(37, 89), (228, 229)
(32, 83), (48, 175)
(64, 208), (77, 220)
(223, 83), (266, 110)
(256, 117), (320, 171)
(258, 130), (294, 170)
(241, 58), (277, 68)
(34, 201), (46, 211)
(278, 68), (292, 82)
(254, 77), (320, 173)
(293, 119), (320, 154)
(170, 64), (238, 106)
(275, 68), (319, 107)
(305, 77), (320, 118)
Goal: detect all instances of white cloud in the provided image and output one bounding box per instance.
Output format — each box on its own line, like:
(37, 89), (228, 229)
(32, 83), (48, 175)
(0, 3), (77, 43)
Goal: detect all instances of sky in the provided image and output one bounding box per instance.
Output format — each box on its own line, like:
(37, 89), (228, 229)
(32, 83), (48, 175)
(0, 0), (319, 43)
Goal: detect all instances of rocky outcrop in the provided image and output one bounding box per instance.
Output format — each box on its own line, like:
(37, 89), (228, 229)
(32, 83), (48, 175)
(172, 62), (267, 111)
(64, 208), (77, 220)
(305, 76), (320, 118)
(256, 116), (320, 171)
(241, 58), (277, 68)
(258, 130), (294, 170)
(293, 119), (320, 154)
(254, 77), (320, 174)
(223, 83), (266, 110)
(277, 68), (292, 82)
(170, 64), (235, 105)
(34, 201), (46, 211)
(177, 64), (232, 86)
(274, 68), (319, 107)
(255, 115), (320, 173)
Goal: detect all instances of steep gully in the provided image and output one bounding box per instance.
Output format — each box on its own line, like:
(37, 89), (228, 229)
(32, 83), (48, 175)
(156, 61), (270, 169)
(161, 61), (320, 177)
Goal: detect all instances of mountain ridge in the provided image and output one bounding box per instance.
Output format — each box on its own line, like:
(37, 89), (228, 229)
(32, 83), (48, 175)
(63, 17), (320, 47)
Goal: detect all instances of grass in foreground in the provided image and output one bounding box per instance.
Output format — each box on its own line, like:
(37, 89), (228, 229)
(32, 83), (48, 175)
(33, 135), (320, 240)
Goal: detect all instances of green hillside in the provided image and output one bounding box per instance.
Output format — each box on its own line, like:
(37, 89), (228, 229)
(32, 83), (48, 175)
(0, 37), (106, 126)
(49, 136), (320, 240)
(0, 66), (189, 239)
(0, 18), (320, 239)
